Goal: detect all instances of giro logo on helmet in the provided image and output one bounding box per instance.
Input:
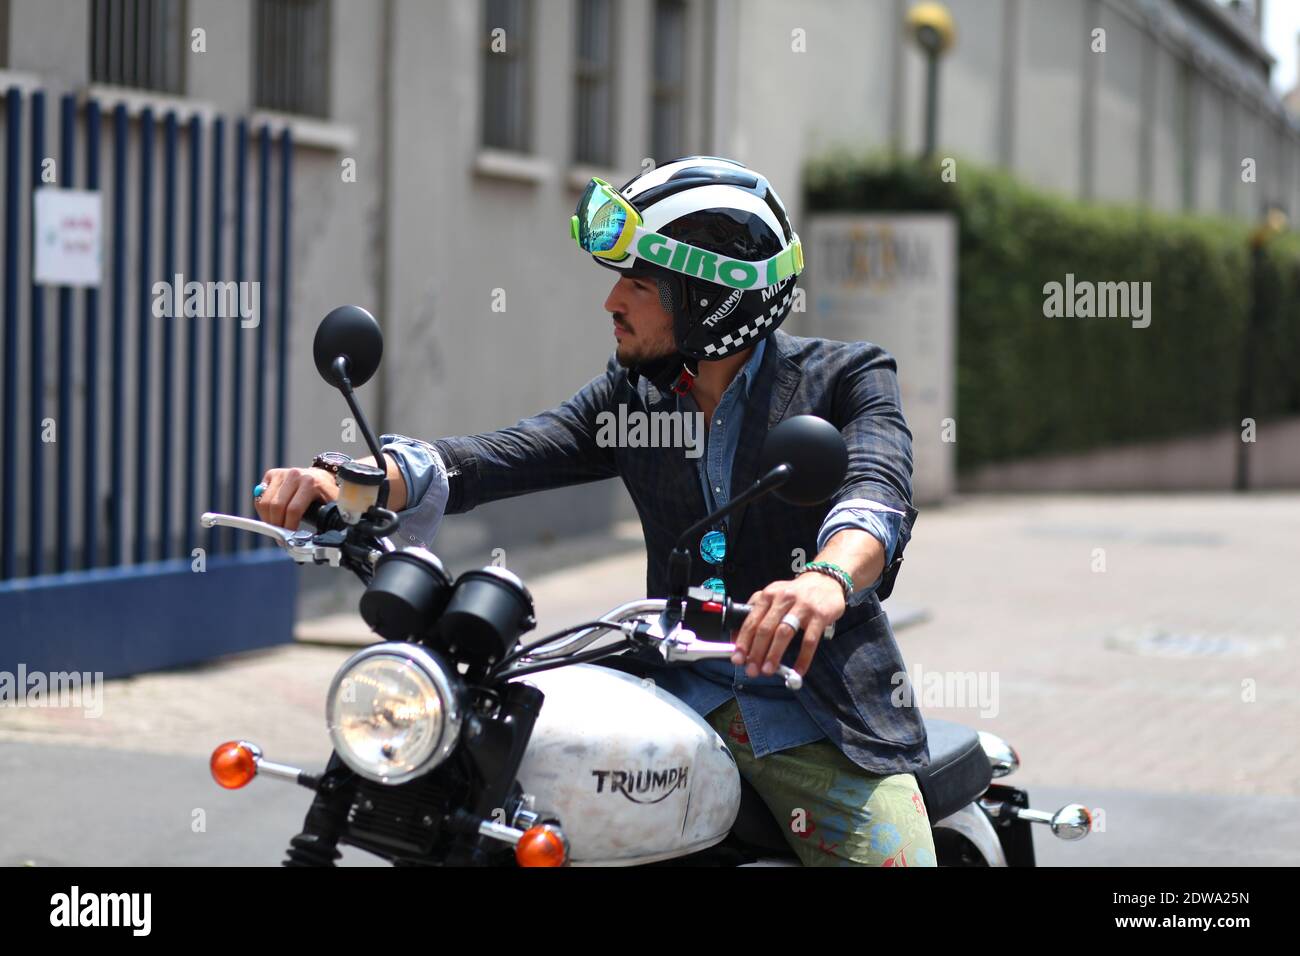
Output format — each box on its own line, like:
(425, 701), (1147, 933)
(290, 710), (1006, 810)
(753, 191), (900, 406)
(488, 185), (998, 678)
(636, 232), (778, 291)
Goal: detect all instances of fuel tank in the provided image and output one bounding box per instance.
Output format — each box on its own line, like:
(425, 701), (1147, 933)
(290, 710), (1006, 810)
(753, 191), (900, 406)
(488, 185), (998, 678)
(512, 664), (741, 865)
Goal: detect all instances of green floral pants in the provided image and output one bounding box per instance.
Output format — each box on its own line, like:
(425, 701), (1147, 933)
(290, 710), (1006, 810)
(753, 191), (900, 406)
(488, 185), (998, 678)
(705, 697), (937, 867)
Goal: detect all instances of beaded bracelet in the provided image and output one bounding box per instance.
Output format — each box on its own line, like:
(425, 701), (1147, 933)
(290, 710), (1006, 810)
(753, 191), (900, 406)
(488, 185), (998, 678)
(799, 560), (854, 600)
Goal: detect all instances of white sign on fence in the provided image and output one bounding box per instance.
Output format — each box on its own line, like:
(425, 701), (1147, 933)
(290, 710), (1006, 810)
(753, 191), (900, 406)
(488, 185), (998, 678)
(33, 188), (103, 288)
(804, 213), (957, 504)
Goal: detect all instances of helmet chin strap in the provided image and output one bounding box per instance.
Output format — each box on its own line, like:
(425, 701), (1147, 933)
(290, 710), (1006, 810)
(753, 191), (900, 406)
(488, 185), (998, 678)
(628, 352), (698, 395)
(668, 359), (698, 395)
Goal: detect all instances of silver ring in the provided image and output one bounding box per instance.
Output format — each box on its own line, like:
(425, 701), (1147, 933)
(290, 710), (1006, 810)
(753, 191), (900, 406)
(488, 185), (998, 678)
(780, 612), (802, 633)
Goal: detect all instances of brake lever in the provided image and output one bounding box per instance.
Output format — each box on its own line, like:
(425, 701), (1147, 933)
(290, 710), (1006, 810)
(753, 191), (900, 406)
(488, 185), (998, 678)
(659, 625), (803, 691)
(200, 512), (343, 567)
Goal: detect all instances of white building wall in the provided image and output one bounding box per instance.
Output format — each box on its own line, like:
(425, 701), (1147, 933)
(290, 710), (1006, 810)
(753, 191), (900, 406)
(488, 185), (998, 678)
(933, 0), (1007, 165)
(1015, 0), (1089, 197)
(1094, 1), (1145, 205)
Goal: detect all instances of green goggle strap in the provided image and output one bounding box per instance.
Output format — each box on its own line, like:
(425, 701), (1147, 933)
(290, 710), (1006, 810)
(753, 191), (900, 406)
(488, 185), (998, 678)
(570, 216), (805, 291)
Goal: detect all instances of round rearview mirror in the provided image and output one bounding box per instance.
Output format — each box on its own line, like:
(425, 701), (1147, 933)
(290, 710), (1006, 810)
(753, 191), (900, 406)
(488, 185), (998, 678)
(759, 415), (848, 506)
(313, 305), (383, 389)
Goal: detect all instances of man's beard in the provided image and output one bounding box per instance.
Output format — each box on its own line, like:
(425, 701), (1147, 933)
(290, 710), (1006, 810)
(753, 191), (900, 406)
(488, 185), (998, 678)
(616, 339), (675, 367)
(613, 319), (675, 368)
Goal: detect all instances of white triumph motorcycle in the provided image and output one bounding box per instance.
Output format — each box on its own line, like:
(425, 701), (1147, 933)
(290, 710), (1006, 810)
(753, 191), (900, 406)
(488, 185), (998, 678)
(204, 305), (1091, 866)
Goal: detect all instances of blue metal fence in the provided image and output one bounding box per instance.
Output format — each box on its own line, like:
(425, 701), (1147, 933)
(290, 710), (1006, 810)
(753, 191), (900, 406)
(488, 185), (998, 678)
(1, 85), (299, 677)
(2, 88), (20, 581)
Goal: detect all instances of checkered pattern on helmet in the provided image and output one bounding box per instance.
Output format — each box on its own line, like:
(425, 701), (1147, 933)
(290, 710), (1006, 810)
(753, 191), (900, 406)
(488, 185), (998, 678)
(701, 291), (794, 357)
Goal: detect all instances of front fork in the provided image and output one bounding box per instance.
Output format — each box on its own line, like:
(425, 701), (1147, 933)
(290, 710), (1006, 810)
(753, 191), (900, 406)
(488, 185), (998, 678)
(283, 753), (354, 867)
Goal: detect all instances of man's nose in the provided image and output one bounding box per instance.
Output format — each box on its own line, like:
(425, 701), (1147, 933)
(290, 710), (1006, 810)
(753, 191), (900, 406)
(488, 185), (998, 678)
(603, 280), (626, 316)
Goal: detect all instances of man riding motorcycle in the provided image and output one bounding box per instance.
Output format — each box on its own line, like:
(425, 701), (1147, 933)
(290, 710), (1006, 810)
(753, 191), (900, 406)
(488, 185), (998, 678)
(256, 156), (934, 866)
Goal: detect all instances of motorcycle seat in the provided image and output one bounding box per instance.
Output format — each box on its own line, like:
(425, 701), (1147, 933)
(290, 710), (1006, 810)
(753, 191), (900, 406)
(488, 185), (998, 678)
(728, 717), (992, 857)
(913, 717), (992, 823)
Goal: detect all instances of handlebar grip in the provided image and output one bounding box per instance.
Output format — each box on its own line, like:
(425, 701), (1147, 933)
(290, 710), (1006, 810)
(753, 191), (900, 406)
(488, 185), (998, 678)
(725, 599), (821, 640)
(726, 600), (752, 632)
(303, 499), (345, 533)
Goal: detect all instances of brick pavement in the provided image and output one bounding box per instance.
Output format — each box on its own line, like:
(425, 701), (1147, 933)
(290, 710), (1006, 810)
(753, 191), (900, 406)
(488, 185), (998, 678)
(888, 492), (1300, 799)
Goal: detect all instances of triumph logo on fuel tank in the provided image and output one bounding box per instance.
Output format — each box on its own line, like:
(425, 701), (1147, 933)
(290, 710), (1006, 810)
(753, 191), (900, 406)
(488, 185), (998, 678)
(591, 766), (689, 804)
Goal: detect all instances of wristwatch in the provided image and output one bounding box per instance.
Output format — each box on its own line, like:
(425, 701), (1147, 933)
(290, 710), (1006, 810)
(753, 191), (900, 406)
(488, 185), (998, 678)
(311, 451), (353, 476)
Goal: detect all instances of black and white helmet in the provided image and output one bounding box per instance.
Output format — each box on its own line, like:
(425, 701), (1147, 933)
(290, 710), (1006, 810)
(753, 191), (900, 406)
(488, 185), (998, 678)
(595, 157), (803, 387)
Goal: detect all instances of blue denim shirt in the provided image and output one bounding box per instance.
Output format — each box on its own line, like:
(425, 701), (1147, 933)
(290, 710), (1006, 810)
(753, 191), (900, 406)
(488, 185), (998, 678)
(378, 341), (903, 759)
(657, 338), (902, 756)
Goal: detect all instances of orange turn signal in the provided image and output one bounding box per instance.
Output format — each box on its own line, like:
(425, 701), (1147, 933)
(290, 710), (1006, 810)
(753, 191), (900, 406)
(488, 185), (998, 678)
(515, 825), (568, 867)
(210, 740), (259, 789)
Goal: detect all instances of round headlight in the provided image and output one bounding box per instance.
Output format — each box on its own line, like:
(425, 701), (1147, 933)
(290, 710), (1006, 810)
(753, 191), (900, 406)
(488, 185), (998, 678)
(326, 644), (462, 784)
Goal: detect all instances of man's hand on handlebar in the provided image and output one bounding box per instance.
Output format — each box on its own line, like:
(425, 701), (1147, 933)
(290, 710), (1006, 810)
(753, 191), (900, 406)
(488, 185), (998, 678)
(254, 467), (338, 530)
(254, 452), (410, 530)
(732, 573), (845, 679)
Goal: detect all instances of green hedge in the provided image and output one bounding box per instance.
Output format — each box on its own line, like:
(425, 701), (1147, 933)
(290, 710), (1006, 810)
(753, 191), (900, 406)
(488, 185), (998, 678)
(804, 154), (1300, 472)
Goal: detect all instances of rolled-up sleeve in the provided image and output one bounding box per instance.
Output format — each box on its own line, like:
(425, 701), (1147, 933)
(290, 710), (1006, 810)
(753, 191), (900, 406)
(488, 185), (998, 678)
(379, 433), (450, 548)
(816, 498), (905, 592)
(827, 343), (919, 599)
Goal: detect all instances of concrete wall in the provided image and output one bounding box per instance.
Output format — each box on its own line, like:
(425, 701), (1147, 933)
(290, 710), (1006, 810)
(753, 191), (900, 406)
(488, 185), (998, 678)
(961, 416), (1300, 492)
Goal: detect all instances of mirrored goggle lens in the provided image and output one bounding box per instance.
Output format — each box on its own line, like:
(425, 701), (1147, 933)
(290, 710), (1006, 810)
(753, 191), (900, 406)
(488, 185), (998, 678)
(577, 185), (629, 254)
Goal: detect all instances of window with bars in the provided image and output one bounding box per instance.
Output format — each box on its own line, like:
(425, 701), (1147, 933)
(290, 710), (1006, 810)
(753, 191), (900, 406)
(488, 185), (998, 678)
(89, 0), (186, 94)
(482, 0), (531, 152)
(574, 0), (615, 166)
(254, 0), (331, 118)
(651, 0), (686, 164)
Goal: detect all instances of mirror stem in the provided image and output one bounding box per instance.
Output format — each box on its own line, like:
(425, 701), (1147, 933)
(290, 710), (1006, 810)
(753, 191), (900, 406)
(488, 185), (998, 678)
(331, 355), (390, 507)
(665, 463), (792, 605)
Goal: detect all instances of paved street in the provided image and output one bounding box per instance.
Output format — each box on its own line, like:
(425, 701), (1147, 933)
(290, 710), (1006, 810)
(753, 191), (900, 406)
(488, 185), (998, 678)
(2, 493), (1298, 865)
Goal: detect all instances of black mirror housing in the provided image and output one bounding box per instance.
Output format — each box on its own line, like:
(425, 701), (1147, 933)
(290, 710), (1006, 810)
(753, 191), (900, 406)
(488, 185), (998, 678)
(313, 305), (383, 389)
(759, 415), (848, 506)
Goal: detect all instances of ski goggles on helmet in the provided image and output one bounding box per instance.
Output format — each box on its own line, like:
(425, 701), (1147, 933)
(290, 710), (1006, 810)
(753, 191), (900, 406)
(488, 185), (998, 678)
(570, 177), (804, 292)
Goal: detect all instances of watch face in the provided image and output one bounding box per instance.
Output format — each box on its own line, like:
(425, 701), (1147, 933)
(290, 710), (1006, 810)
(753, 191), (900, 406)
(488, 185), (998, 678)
(314, 452), (352, 471)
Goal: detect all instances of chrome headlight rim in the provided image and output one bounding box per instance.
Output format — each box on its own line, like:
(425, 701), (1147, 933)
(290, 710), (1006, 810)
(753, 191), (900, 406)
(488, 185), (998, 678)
(325, 642), (463, 785)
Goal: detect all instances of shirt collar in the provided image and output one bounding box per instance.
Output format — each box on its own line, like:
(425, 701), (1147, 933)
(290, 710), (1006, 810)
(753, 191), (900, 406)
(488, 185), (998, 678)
(675, 338), (768, 411)
(737, 337), (767, 400)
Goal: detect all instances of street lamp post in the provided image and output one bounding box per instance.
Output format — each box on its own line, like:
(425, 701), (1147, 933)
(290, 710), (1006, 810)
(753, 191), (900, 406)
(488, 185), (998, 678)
(905, 2), (956, 161)
(1237, 202), (1290, 491)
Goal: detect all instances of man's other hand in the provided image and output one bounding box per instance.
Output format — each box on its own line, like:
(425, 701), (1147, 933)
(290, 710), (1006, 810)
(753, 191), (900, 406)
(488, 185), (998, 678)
(732, 573), (846, 679)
